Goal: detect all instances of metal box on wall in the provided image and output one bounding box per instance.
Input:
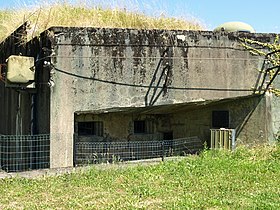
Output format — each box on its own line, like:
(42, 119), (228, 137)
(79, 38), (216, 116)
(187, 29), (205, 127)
(210, 128), (236, 150)
(6, 55), (35, 87)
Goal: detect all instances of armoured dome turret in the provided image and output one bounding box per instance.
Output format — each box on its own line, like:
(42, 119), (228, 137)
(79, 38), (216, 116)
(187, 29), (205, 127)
(214, 21), (255, 33)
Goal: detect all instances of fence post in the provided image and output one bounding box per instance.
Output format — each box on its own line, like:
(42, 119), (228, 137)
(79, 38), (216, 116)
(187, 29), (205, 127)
(161, 141), (165, 161)
(73, 133), (77, 167)
(0, 137), (1, 170)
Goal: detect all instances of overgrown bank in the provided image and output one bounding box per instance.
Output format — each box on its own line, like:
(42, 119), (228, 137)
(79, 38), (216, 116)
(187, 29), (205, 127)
(0, 1), (203, 42)
(0, 144), (279, 209)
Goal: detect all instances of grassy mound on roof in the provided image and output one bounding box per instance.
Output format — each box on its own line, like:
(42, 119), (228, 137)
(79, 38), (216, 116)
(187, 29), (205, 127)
(0, 1), (204, 42)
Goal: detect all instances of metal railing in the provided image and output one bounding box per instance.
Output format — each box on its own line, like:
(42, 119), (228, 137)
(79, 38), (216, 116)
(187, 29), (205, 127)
(0, 134), (50, 172)
(74, 136), (203, 166)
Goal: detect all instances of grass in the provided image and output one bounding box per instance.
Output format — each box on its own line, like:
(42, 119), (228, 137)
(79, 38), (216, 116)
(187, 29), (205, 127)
(0, 144), (280, 209)
(0, 0), (203, 42)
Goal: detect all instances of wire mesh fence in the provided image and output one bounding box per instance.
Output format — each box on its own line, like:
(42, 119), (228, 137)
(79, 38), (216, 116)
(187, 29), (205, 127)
(74, 136), (203, 166)
(0, 134), (50, 172)
(0, 134), (202, 172)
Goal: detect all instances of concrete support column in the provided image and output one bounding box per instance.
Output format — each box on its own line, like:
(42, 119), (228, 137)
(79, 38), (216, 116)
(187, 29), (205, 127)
(265, 92), (274, 143)
(50, 132), (74, 168)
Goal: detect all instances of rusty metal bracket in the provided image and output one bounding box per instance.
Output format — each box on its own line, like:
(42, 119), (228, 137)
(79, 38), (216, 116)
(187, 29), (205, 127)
(264, 66), (280, 92)
(145, 47), (171, 106)
(254, 50), (280, 94)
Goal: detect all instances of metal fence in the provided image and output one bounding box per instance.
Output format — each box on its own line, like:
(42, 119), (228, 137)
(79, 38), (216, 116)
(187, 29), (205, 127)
(74, 136), (203, 166)
(0, 134), (202, 172)
(0, 134), (50, 172)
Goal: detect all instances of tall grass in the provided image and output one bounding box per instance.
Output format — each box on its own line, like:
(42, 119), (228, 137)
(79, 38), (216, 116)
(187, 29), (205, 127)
(0, 144), (279, 209)
(0, 0), (204, 42)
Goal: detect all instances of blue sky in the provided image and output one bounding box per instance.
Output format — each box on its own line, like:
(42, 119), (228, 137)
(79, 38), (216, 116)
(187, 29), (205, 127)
(0, 0), (279, 33)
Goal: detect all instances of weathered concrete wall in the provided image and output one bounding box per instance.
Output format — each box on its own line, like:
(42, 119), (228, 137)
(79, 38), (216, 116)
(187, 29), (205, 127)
(75, 113), (161, 141)
(48, 27), (275, 167)
(270, 76), (280, 142)
(50, 28), (267, 108)
(75, 95), (267, 147)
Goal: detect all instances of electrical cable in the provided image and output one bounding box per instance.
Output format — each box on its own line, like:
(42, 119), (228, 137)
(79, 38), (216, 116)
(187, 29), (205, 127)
(53, 66), (254, 92)
(51, 55), (261, 61)
(54, 42), (257, 51)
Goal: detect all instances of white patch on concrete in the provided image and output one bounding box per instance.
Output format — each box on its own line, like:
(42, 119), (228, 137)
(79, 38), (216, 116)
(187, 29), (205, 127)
(176, 35), (186, 41)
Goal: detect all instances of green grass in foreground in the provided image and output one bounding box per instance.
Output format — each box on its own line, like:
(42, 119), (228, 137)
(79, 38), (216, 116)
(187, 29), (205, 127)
(0, 145), (280, 209)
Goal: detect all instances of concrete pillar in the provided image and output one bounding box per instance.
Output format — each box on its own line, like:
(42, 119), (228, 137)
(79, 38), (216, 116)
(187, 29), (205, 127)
(265, 92), (274, 143)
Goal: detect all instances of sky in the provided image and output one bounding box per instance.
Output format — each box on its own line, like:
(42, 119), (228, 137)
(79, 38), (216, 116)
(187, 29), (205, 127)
(0, 0), (279, 33)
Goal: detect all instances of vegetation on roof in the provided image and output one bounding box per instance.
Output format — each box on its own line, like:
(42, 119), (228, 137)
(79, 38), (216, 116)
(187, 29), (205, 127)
(0, 1), (204, 42)
(241, 35), (280, 96)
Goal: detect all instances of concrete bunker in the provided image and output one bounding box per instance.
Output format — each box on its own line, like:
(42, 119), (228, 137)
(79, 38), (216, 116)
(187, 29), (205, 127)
(0, 24), (278, 170)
